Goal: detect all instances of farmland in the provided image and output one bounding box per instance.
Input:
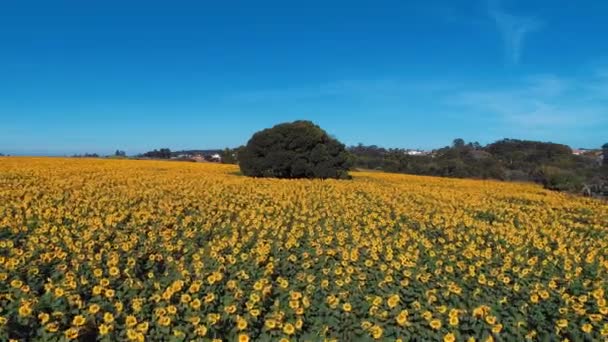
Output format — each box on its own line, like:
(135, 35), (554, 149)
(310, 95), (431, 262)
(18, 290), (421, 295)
(1, 157), (607, 341)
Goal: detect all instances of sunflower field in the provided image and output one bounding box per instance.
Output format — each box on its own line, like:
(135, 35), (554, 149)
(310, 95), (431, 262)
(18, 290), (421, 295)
(0, 157), (607, 341)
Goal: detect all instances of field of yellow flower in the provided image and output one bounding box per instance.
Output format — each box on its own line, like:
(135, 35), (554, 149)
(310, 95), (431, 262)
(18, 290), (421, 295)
(1, 157), (607, 341)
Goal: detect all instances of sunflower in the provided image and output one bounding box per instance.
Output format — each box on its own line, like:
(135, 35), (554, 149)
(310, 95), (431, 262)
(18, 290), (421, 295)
(99, 324), (111, 335)
(443, 333), (456, 342)
(430, 319), (442, 330)
(158, 316), (171, 327)
(195, 325), (208, 336)
(103, 312), (114, 324)
(581, 324), (592, 333)
(125, 315), (137, 327)
(64, 328), (79, 340)
(283, 323), (295, 335)
(72, 315), (86, 326)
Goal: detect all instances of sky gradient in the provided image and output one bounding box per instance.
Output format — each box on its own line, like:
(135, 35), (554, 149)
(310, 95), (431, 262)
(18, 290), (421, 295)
(1, 0), (607, 155)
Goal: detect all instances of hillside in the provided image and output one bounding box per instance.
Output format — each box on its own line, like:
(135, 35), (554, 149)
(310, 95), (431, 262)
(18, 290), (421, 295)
(349, 139), (608, 197)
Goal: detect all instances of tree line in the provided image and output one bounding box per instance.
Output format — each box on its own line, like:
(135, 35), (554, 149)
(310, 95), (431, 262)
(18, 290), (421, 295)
(140, 148), (172, 159)
(59, 118), (608, 197)
(347, 139), (608, 196)
(221, 137), (607, 196)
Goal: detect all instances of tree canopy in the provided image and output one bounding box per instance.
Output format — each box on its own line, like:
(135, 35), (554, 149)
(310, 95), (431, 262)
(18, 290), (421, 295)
(239, 121), (351, 179)
(142, 148), (172, 159)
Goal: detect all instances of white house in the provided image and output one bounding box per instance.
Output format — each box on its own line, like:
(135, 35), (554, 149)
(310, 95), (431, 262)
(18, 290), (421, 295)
(405, 150), (424, 156)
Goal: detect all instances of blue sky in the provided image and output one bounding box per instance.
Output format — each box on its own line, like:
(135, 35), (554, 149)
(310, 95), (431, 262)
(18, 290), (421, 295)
(1, 0), (607, 155)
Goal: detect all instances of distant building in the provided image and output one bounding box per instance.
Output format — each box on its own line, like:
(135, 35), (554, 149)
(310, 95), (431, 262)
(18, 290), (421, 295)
(192, 154), (206, 162)
(405, 149), (430, 156)
(208, 153), (222, 162)
(572, 149), (586, 155)
(572, 148), (601, 156)
(190, 153), (222, 163)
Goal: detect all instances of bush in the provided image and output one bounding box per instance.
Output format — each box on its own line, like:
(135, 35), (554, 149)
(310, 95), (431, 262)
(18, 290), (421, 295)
(532, 166), (584, 192)
(239, 121), (351, 179)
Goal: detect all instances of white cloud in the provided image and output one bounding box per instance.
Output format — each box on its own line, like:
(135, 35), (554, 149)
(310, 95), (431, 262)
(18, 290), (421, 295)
(225, 67), (607, 140)
(524, 74), (568, 97)
(448, 72), (607, 130)
(488, 0), (543, 64)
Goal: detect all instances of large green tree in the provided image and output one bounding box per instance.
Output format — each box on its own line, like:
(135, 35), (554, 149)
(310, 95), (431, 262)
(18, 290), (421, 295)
(239, 121), (351, 179)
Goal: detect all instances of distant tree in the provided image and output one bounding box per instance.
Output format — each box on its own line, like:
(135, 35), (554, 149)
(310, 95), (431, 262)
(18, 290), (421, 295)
(73, 153), (99, 158)
(159, 148), (171, 159)
(603, 143), (608, 166)
(239, 121), (351, 179)
(486, 139), (571, 171)
(452, 138), (465, 148)
(220, 146), (245, 164)
(346, 137), (606, 195)
(115, 150), (126, 157)
(220, 148), (235, 164)
(143, 148), (172, 159)
(531, 166), (584, 192)
(468, 141), (482, 150)
(347, 144), (388, 170)
(0, 153), (4, 156)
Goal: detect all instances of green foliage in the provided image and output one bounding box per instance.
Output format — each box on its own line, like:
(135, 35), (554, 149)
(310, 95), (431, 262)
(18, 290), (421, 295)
(486, 139), (572, 172)
(71, 153), (100, 158)
(349, 139), (605, 196)
(239, 121), (351, 179)
(452, 138), (465, 148)
(531, 166), (584, 192)
(220, 146), (245, 164)
(142, 148), (172, 159)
